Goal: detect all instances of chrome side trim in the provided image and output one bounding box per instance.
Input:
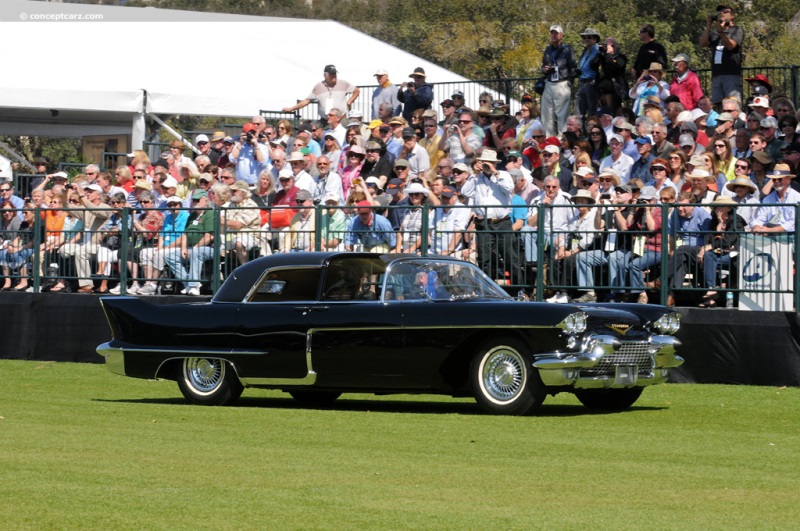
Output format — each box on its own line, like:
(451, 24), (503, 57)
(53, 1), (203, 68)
(240, 334), (317, 386)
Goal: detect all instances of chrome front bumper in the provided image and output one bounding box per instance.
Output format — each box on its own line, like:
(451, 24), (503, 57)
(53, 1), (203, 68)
(533, 334), (683, 388)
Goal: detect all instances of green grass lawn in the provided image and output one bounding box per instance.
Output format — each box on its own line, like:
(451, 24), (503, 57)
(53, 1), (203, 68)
(1, 360), (798, 529)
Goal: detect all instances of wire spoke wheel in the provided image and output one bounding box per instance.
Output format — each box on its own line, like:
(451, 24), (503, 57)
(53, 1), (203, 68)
(470, 337), (545, 415)
(177, 357), (243, 406)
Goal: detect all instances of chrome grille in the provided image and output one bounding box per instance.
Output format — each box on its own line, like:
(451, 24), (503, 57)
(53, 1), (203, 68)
(582, 341), (655, 376)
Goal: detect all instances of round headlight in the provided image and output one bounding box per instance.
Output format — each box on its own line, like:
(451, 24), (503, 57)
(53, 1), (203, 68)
(655, 312), (681, 334)
(560, 312), (588, 334)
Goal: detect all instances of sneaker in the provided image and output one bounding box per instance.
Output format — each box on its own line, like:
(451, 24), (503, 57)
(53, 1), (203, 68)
(546, 291), (569, 304)
(180, 288), (187, 295)
(637, 292), (649, 304)
(109, 284), (121, 295)
(128, 283), (141, 295)
(187, 287), (201, 296)
(572, 291), (597, 303)
(138, 283), (157, 295)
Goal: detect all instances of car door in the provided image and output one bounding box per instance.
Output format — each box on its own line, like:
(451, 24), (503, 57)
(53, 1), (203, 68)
(232, 267), (320, 381)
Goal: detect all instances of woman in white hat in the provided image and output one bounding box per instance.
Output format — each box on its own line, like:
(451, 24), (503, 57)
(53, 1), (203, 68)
(698, 196), (747, 307)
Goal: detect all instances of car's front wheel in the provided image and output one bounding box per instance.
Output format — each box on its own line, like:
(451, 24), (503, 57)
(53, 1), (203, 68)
(574, 388), (643, 411)
(177, 358), (243, 406)
(470, 337), (546, 415)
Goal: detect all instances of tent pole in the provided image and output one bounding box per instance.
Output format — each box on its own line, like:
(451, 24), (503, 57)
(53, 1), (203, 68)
(131, 112), (146, 151)
(146, 113), (201, 155)
(0, 141), (37, 173)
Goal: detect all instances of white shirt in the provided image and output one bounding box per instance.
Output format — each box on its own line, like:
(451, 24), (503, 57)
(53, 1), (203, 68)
(293, 170), (314, 193)
(599, 153), (635, 184)
(460, 170), (514, 220)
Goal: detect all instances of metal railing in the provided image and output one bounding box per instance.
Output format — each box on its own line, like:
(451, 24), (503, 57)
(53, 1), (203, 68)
(0, 202), (796, 309)
(290, 65), (799, 122)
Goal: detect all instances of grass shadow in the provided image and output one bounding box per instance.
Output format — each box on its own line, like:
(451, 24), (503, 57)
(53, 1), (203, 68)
(93, 396), (667, 416)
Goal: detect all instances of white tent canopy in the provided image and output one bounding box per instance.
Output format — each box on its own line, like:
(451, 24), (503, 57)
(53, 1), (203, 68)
(0, 1), (470, 147)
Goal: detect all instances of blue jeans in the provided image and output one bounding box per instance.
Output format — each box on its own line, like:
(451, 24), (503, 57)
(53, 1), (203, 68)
(575, 249), (607, 289)
(162, 248), (188, 289)
(188, 246), (215, 290)
(629, 250), (661, 291)
(607, 250), (630, 292)
(703, 251), (733, 288)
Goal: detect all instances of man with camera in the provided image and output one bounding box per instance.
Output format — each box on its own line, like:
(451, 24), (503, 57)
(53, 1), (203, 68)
(700, 3), (744, 106)
(540, 24), (578, 137)
(398, 67), (434, 123)
(460, 149), (522, 285)
(230, 123), (269, 186)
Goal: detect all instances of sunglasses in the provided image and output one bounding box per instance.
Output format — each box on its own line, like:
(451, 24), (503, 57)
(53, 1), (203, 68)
(590, 131), (602, 136)
(532, 134), (545, 139)
(458, 120), (473, 124)
(140, 200), (153, 205)
(735, 163), (750, 169)
(598, 178), (612, 183)
(714, 144), (727, 149)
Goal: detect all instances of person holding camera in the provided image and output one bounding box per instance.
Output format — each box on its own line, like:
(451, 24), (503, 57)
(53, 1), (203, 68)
(439, 111), (482, 165)
(398, 67), (433, 123)
(230, 123), (269, 186)
(699, 4), (744, 106)
(540, 24), (577, 137)
(591, 37), (629, 116)
(629, 63), (670, 116)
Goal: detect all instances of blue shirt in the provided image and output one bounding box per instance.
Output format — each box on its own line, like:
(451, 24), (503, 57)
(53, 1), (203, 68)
(578, 45), (599, 80)
(752, 188), (800, 232)
(510, 194), (528, 226)
(233, 143), (269, 185)
(345, 213), (397, 249)
(161, 210), (190, 246)
(669, 206), (711, 247)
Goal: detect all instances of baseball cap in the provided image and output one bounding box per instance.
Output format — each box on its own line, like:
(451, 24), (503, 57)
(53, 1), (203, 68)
(368, 119), (383, 129)
(635, 135), (653, 145)
(242, 123), (257, 133)
(323, 65), (337, 75)
(608, 133), (624, 144)
(165, 195), (182, 205)
(83, 183), (103, 193)
(394, 159), (410, 168)
(679, 134), (696, 148)
(452, 90), (464, 99)
(385, 178), (404, 194)
(365, 176), (383, 189)
(374, 69), (388, 76)
(195, 134), (209, 144)
(295, 189), (312, 202)
(543, 144), (560, 155)
(191, 189), (208, 200)
(357, 200), (372, 213)
(401, 127), (416, 139)
(162, 177), (178, 189)
(549, 24), (563, 33)
(323, 192), (340, 204)
(440, 186), (457, 198)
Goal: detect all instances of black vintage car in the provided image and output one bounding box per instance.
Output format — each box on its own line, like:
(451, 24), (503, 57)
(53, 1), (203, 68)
(97, 252), (683, 415)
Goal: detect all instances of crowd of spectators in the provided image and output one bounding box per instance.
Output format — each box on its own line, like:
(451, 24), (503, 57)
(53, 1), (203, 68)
(2, 10), (800, 306)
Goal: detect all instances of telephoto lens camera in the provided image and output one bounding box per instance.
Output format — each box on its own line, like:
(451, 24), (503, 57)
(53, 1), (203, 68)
(407, 81), (415, 89)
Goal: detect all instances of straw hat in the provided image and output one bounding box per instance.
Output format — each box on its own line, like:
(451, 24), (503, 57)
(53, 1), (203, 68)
(725, 176), (757, 193)
(571, 189), (596, 204)
(685, 169), (716, 183)
(710, 196), (737, 208)
(766, 163), (796, 179)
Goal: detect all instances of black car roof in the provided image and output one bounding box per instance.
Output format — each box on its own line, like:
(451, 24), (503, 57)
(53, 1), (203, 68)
(212, 252), (416, 302)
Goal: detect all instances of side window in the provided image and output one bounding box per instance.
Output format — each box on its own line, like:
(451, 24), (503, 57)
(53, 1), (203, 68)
(322, 257), (387, 301)
(248, 268), (321, 302)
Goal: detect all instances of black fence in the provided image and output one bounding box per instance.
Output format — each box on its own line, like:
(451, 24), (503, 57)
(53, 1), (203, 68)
(0, 202), (797, 311)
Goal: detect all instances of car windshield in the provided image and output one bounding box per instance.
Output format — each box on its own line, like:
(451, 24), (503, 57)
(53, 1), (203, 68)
(382, 258), (510, 302)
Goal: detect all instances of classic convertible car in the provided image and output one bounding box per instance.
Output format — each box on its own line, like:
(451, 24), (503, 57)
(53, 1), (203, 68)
(97, 252), (683, 415)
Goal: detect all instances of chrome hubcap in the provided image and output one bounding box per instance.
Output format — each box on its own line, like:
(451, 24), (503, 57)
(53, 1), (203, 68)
(481, 347), (525, 402)
(185, 358), (223, 393)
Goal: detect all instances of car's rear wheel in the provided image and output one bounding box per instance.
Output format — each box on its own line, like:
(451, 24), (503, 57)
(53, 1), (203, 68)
(470, 337), (546, 415)
(288, 390), (342, 405)
(574, 388), (643, 411)
(177, 358), (243, 406)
